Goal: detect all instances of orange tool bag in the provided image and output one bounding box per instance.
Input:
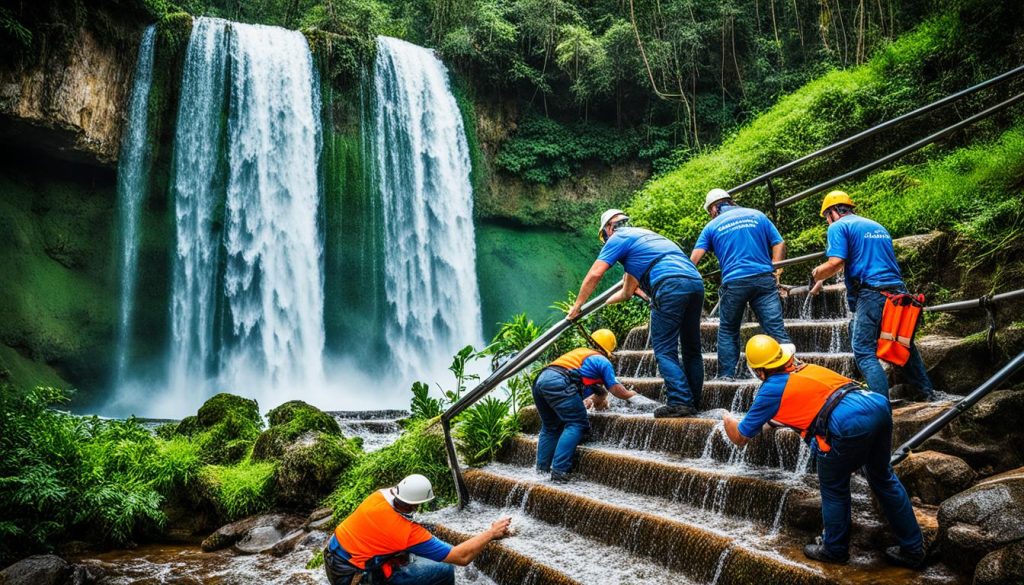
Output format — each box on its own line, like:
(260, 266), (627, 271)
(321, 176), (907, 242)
(876, 292), (925, 366)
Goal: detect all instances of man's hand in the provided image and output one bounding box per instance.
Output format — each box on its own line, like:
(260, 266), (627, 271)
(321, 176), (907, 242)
(809, 279), (824, 296)
(722, 414), (750, 447)
(489, 517), (512, 539)
(566, 304), (582, 321)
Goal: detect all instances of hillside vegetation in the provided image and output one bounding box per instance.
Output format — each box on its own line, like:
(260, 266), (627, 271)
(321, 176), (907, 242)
(629, 1), (1024, 299)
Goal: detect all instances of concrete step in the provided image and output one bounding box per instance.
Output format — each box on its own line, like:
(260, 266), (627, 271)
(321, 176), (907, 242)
(497, 435), (822, 530)
(460, 469), (833, 585)
(612, 350), (859, 378)
(432, 524), (582, 585)
(622, 319), (851, 353)
(618, 376), (760, 411)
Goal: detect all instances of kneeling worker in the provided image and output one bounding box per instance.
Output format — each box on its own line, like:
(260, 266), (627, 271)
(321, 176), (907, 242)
(534, 329), (637, 482)
(721, 335), (925, 568)
(324, 474), (512, 585)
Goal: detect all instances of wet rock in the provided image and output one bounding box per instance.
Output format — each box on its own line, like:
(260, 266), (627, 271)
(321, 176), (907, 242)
(895, 451), (977, 505)
(892, 390), (1024, 475)
(937, 467), (1024, 572)
(304, 507), (334, 531)
(201, 513), (304, 552)
(915, 335), (995, 395)
(273, 432), (359, 509)
(0, 555), (71, 585)
(784, 490), (822, 532)
(234, 525), (289, 554)
(974, 540), (1024, 585)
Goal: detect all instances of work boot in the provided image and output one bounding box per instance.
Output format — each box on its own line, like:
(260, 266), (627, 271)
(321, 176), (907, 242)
(550, 470), (572, 484)
(653, 404), (697, 419)
(802, 537), (849, 565)
(884, 546), (926, 569)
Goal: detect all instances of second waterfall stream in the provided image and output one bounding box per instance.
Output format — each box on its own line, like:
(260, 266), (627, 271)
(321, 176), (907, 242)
(110, 22), (482, 417)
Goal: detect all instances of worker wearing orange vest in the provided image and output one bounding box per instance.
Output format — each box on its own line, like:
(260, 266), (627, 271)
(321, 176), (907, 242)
(533, 329), (637, 482)
(722, 335), (925, 568)
(324, 474), (511, 585)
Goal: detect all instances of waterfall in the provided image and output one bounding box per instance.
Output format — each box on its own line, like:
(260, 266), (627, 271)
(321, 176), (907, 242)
(112, 25), (156, 389)
(163, 17), (324, 412)
(371, 36), (483, 380)
(168, 17), (229, 400)
(219, 22), (324, 389)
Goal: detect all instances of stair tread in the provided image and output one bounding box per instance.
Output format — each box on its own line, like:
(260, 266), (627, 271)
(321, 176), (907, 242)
(429, 505), (700, 585)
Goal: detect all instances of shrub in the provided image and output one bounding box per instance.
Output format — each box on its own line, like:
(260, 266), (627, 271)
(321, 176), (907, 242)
(455, 397), (518, 466)
(197, 460), (277, 521)
(409, 381), (443, 421)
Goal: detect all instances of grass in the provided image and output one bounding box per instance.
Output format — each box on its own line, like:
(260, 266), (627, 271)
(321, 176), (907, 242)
(197, 460), (278, 521)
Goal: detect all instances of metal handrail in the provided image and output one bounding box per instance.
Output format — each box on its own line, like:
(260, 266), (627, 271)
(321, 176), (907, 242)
(775, 92), (1024, 208)
(441, 285), (620, 507)
(924, 288), (1024, 313)
(891, 349), (1024, 466)
(730, 64), (1024, 196)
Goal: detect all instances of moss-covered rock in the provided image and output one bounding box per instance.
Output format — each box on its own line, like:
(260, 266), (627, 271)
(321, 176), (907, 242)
(195, 460), (277, 523)
(173, 394), (263, 465)
(252, 400), (341, 461)
(274, 432), (360, 510)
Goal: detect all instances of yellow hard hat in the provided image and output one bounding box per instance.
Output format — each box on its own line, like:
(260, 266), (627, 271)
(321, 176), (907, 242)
(591, 329), (617, 354)
(819, 190), (855, 217)
(745, 335), (794, 369)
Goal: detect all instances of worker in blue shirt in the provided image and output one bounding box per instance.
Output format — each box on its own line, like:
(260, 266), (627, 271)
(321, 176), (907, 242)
(533, 330), (637, 482)
(810, 191), (936, 400)
(692, 188), (794, 379)
(567, 209), (704, 419)
(723, 335), (925, 568)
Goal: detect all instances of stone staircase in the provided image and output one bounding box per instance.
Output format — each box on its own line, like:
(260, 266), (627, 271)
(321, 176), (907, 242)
(426, 285), (963, 585)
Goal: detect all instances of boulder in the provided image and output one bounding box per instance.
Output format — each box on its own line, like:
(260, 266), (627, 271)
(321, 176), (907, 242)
(0, 555), (71, 585)
(252, 400), (341, 461)
(937, 467), (1024, 572)
(895, 451), (977, 505)
(914, 335), (999, 395)
(273, 432), (360, 510)
(201, 513), (304, 552)
(974, 540), (1024, 585)
(174, 394), (264, 465)
(892, 390), (1024, 476)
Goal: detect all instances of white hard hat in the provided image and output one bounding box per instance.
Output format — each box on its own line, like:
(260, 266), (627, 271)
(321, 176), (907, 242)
(703, 188), (732, 212)
(598, 208), (628, 240)
(393, 474), (435, 505)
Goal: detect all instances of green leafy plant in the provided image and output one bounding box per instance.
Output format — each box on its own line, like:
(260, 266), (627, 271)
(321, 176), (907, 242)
(409, 381), (443, 420)
(439, 345), (483, 405)
(484, 312), (542, 367)
(455, 397), (518, 466)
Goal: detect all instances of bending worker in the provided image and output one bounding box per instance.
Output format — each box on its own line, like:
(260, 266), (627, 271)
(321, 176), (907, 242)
(324, 474), (511, 584)
(567, 209), (705, 419)
(722, 335), (925, 568)
(692, 188), (794, 379)
(810, 191), (936, 401)
(534, 329), (637, 482)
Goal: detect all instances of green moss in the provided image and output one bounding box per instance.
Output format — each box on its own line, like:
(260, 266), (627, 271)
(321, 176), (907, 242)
(253, 400), (343, 461)
(326, 420), (451, 522)
(174, 394), (263, 465)
(197, 460), (277, 521)
(450, 75), (488, 197)
(275, 433), (361, 509)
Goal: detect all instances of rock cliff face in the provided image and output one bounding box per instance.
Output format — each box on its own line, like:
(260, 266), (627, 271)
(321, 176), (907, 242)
(0, 22), (142, 166)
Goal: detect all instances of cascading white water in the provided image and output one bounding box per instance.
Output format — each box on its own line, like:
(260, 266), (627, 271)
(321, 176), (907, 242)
(112, 25), (156, 389)
(371, 36), (483, 380)
(167, 17), (229, 401)
(219, 22), (325, 390)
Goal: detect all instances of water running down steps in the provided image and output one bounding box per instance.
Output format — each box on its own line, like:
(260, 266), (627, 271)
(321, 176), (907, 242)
(431, 285), (964, 585)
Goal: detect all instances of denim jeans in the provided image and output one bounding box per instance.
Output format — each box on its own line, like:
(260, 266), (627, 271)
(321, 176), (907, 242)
(718, 273), (791, 378)
(649, 277), (705, 408)
(849, 287), (934, 398)
(388, 556), (455, 585)
(533, 368), (590, 474)
(815, 396), (923, 558)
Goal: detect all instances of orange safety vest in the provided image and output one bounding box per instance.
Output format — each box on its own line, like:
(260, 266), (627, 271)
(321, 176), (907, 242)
(333, 489), (436, 576)
(770, 363), (856, 452)
(549, 348), (604, 386)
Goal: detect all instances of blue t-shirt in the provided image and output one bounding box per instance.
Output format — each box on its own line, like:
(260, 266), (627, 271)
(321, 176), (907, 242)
(825, 215), (903, 288)
(406, 536), (453, 562)
(597, 227), (701, 291)
(694, 205), (783, 283)
(738, 374), (887, 439)
(578, 354), (618, 398)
